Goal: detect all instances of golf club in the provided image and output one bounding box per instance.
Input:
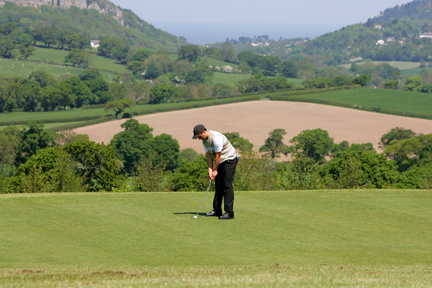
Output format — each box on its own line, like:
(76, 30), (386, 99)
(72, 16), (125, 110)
(192, 181), (212, 219)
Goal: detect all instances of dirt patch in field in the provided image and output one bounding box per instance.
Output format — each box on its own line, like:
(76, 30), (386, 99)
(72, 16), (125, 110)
(73, 101), (432, 153)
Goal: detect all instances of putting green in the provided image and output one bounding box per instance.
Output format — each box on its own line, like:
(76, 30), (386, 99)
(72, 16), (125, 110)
(0, 190), (431, 269)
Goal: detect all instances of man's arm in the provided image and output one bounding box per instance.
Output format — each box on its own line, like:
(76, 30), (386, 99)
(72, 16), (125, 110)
(206, 152), (221, 181)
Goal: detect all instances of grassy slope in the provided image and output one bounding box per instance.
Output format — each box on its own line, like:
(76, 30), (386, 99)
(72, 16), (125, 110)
(277, 88), (432, 116)
(1, 47), (123, 83)
(0, 190), (431, 287)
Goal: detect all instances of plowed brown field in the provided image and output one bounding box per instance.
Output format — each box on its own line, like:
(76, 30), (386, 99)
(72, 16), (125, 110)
(74, 101), (432, 153)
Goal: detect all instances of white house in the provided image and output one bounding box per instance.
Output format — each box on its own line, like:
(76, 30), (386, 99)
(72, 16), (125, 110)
(90, 40), (100, 48)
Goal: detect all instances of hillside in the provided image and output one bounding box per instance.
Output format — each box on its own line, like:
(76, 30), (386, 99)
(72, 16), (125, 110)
(0, 0), (183, 50)
(262, 0), (432, 65)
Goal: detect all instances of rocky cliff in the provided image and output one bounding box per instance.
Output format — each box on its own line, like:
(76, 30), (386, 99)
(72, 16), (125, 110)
(0, 0), (124, 25)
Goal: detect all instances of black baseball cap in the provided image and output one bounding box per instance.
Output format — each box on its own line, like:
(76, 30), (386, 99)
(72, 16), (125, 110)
(192, 124), (206, 139)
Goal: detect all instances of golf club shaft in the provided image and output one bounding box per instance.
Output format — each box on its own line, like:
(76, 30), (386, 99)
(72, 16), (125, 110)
(195, 181), (212, 217)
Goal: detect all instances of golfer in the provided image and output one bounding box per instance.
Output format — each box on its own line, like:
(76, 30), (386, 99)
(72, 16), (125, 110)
(192, 124), (239, 220)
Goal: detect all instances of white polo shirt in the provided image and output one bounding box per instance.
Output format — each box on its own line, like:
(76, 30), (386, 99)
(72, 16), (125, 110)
(202, 130), (238, 163)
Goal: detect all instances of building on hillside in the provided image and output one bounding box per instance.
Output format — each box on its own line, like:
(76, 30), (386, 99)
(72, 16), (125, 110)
(374, 24), (383, 30)
(90, 40), (100, 48)
(419, 32), (432, 39)
(376, 39), (385, 46)
(251, 41), (270, 47)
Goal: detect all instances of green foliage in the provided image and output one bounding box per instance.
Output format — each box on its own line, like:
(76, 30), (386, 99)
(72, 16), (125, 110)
(110, 119), (153, 174)
(104, 99), (135, 119)
(0, 3), (179, 51)
(379, 127), (417, 148)
(289, 128), (334, 164)
(384, 134), (432, 172)
(259, 128), (289, 159)
(151, 133), (180, 171)
(14, 147), (83, 193)
(184, 62), (214, 84)
(322, 150), (400, 189)
(15, 121), (57, 166)
(353, 74), (372, 87)
(224, 132), (253, 154)
(64, 140), (122, 191)
(169, 155), (209, 191)
(134, 152), (167, 192)
(177, 45), (201, 63)
(64, 49), (91, 68)
(0, 126), (19, 176)
(234, 153), (276, 191)
(403, 75), (423, 92)
(179, 148), (199, 164)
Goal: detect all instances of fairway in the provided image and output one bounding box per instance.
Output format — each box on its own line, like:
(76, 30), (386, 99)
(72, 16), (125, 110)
(1, 190), (431, 266)
(1, 190), (431, 286)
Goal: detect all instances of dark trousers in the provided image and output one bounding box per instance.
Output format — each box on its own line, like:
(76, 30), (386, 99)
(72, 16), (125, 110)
(214, 158), (238, 216)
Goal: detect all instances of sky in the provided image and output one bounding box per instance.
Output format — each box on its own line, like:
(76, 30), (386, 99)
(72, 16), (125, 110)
(109, 0), (410, 44)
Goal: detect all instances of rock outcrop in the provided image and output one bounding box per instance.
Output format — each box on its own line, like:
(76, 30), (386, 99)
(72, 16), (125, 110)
(0, 0), (124, 25)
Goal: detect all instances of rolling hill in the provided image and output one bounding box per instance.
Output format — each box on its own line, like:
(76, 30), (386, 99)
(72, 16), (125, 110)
(0, 0), (183, 50)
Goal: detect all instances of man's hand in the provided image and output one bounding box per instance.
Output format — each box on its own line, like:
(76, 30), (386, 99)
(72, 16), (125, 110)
(210, 170), (218, 181)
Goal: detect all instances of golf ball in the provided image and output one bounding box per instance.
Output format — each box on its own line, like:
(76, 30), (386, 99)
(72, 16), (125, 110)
(192, 216), (197, 219)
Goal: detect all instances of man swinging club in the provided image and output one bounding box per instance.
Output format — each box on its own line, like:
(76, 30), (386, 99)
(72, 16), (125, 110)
(192, 124), (240, 220)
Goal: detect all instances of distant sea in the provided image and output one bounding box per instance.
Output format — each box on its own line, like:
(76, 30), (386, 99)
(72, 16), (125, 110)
(153, 21), (344, 44)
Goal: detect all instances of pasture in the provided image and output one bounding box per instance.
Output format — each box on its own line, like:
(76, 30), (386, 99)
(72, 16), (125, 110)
(0, 190), (431, 287)
(275, 88), (432, 116)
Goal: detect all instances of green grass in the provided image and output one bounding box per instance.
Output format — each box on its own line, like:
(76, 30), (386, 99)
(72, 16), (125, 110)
(339, 61), (421, 70)
(273, 88), (432, 117)
(0, 47), (125, 82)
(213, 72), (250, 85)
(0, 190), (431, 287)
(28, 46), (128, 74)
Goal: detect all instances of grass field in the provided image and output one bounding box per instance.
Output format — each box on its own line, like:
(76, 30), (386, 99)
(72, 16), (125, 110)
(276, 88), (432, 116)
(0, 190), (431, 287)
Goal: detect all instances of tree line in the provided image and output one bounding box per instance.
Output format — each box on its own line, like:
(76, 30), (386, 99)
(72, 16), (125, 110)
(1, 120), (431, 193)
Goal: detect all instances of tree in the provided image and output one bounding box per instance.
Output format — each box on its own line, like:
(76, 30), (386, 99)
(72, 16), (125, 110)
(220, 42), (236, 62)
(0, 126), (19, 176)
(322, 150), (400, 189)
(127, 60), (146, 77)
(130, 49), (152, 61)
(64, 49), (91, 68)
(64, 140), (122, 191)
(225, 132), (253, 154)
(403, 75), (423, 92)
(279, 61), (298, 78)
(384, 80), (399, 89)
(379, 127), (416, 149)
(105, 99), (135, 119)
(15, 121), (58, 166)
(14, 147), (83, 193)
(184, 62), (214, 84)
(110, 119), (154, 174)
(33, 26), (56, 47)
(238, 62), (252, 75)
(353, 74), (372, 86)
(259, 129), (289, 158)
(177, 45), (201, 63)
(39, 86), (61, 111)
(151, 133), (180, 171)
(144, 62), (161, 79)
(134, 152), (167, 192)
(149, 84), (174, 104)
(260, 56), (281, 76)
(289, 128), (334, 163)
(169, 155), (209, 191)
(62, 76), (92, 108)
(29, 70), (56, 88)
